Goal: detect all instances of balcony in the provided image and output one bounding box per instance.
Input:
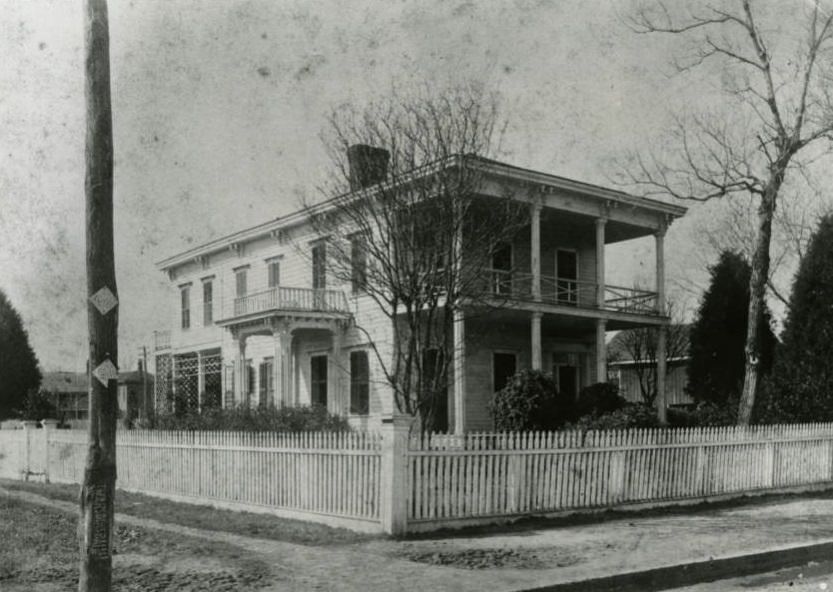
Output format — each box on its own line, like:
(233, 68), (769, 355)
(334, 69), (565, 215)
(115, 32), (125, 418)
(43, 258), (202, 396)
(153, 330), (171, 352)
(220, 286), (351, 323)
(486, 270), (659, 315)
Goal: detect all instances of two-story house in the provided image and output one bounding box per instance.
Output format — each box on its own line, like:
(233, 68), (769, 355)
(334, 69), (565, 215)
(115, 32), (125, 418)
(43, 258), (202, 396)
(153, 147), (686, 432)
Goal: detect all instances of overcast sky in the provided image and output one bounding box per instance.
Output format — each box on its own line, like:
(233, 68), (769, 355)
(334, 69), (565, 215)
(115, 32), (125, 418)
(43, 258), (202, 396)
(1, 0), (828, 373)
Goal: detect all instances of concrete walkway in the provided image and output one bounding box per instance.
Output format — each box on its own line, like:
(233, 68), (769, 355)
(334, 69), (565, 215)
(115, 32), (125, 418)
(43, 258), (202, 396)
(4, 485), (833, 591)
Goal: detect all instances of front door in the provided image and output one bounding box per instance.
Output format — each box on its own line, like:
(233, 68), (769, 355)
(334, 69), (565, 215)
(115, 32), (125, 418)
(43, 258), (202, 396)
(310, 355), (328, 408)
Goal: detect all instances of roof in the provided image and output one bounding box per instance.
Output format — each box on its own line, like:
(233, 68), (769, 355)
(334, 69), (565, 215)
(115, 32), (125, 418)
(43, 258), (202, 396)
(41, 370), (154, 393)
(156, 154), (687, 271)
(607, 324), (691, 363)
(41, 372), (87, 394)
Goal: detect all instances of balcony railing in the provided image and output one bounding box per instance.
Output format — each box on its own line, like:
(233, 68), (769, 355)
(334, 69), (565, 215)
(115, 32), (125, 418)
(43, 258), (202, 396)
(484, 269), (659, 315)
(228, 286), (351, 319)
(153, 330), (171, 351)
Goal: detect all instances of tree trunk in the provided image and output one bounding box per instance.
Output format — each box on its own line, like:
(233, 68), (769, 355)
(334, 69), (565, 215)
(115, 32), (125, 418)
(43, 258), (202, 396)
(79, 0), (118, 590)
(736, 188), (777, 425)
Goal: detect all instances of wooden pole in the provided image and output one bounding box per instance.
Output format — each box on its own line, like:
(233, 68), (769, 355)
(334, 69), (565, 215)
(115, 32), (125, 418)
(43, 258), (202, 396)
(79, 0), (118, 590)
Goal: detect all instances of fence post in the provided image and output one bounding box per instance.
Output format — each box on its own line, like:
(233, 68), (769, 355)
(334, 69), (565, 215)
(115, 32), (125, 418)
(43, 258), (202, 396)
(380, 414), (412, 535)
(20, 420), (38, 481)
(41, 419), (59, 483)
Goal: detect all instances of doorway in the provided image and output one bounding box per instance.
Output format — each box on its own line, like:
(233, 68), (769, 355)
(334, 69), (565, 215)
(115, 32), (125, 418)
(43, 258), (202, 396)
(556, 249), (578, 305)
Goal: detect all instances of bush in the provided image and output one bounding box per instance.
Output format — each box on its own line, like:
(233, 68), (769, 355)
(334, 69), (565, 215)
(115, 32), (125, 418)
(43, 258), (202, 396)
(756, 215), (833, 423)
(667, 401), (737, 427)
(19, 389), (58, 421)
(567, 403), (658, 430)
(139, 404), (350, 432)
(574, 382), (627, 418)
(687, 251), (776, 405)
(490, 369), (572, 431)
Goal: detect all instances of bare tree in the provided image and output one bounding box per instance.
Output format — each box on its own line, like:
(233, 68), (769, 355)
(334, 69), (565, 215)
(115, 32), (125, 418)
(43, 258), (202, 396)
(306, 84), (526, 431)
(610, 302), (689, 406)
(623, 0), (833, 424)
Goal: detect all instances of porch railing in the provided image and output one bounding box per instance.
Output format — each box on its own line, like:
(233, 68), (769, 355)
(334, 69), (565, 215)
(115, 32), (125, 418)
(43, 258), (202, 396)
(153, 330), (171, 351)
(230, 286), (350, 318)
(483, 269), (659, 315)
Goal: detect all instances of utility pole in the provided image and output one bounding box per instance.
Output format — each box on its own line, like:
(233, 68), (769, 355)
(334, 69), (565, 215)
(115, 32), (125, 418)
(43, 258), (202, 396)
(140, 345), (148, 421)
(79, 0), (118, 590)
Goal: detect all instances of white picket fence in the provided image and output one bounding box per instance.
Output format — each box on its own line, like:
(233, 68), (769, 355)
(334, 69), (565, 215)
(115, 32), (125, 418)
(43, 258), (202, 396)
(2, 421), (833, 534)
(407, 424), (833, 529)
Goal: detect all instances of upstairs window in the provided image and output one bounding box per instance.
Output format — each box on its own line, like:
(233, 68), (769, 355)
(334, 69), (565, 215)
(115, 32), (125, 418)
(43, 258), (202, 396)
(312, 243), (326, 290)
(235, 268), (248, 298)
(202, 280), (213, 326)
(350, 351), (370, 415)
(351, 236), (367, 293)
(491, 242), (513, 295)
(180, 286), (190, 330)
(267, 259), (281, 289)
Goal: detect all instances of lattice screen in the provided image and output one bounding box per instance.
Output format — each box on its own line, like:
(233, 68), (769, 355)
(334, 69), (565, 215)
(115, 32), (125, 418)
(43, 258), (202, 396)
(202, 352), (222, 409)
(154, 354), (173, 414)
(173, 354), (199, 412)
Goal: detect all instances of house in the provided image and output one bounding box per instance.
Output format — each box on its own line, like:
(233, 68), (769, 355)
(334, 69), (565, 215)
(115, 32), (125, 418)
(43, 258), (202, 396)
(607, 325), (693, 408)
(41, 367), (154, 425)
(41, 371), (89, 420)
(153, 148), (686, 433)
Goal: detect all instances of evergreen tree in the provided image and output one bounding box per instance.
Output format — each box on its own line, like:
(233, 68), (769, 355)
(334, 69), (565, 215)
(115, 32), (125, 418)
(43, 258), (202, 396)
(687, 251), (776, 405)
(0, 289), (42, 418)
(758, 215), (833, 422)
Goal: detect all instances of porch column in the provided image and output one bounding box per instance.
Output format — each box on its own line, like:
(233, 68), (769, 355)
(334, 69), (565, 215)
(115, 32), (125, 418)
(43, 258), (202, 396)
(272, 334), (281, 407)
(596, 218), (606, 307)
(236, 336), (247, 406)
(531, 312), (543, 370)
(196, 351), (205, 412)
(656, 325), (667, 425)
(453, 310), (466, 435)
(331, 327), (345, 415)
(276, 326), (293, 406)
(595, 318), (607, 383)
(655, 226), (666, 315)
(531, 203), (542, 301)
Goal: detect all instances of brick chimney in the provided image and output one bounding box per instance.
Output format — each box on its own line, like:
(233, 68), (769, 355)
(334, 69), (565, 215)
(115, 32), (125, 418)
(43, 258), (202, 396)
(347, 144), (390, 191)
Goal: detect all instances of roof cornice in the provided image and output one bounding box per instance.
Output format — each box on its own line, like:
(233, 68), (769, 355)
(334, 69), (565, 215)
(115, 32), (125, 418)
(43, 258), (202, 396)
(156, 154), (687, 272)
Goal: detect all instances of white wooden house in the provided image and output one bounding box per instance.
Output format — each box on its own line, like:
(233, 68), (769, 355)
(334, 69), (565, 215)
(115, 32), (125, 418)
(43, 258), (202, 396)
(153, 148), (686, 433)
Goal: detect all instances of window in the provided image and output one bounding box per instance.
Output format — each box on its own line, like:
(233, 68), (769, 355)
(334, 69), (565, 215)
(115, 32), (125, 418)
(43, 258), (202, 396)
(350, 351), (369, 415)
(556, 249), (578, 304)
(310, 355), (328, 407)
(493, 352), (517, 392)
(235, 268), (248, 298)
(312, 243), (326, 290)
(421, 348), (448, 432)
(202, 280), (213, 325)
(553, 352), (581, 398)
(491, 242), (512, 295)
(259, 358), (274, 406)
(350, 236), (367, 293)
(180, 286), (190, 329)
(267, 259), (280, 288)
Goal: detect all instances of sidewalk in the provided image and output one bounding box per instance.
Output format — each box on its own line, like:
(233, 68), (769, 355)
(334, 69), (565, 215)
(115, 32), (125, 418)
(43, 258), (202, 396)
(4, 485), (833, 591)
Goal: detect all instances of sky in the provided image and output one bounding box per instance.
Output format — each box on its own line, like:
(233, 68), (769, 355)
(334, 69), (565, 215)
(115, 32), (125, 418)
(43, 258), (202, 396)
(1, 0), (830, 373)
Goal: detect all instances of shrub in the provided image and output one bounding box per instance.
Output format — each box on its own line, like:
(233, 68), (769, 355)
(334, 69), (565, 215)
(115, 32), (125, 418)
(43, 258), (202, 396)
(140, 404), (350, 432)
(490, 369), (572, 431)
(567, 403), (658, 430)
(574, 382), (626, 418)
(19, 389), (58, 421)
(756, 215), (833, 422)
(687, 251), (776, 405)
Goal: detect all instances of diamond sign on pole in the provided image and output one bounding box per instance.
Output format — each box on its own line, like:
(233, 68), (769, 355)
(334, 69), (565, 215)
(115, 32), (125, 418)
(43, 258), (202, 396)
(92, 359), (118, 386)
(89, 287), (118, 315)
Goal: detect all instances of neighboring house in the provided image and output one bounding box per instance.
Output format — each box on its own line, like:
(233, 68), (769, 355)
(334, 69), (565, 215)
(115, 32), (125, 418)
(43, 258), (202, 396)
(41, 368), (154, 424)
(41, 371), (89, 420)
(153, 148), (686, 433)
(607, 325), (693, 408)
